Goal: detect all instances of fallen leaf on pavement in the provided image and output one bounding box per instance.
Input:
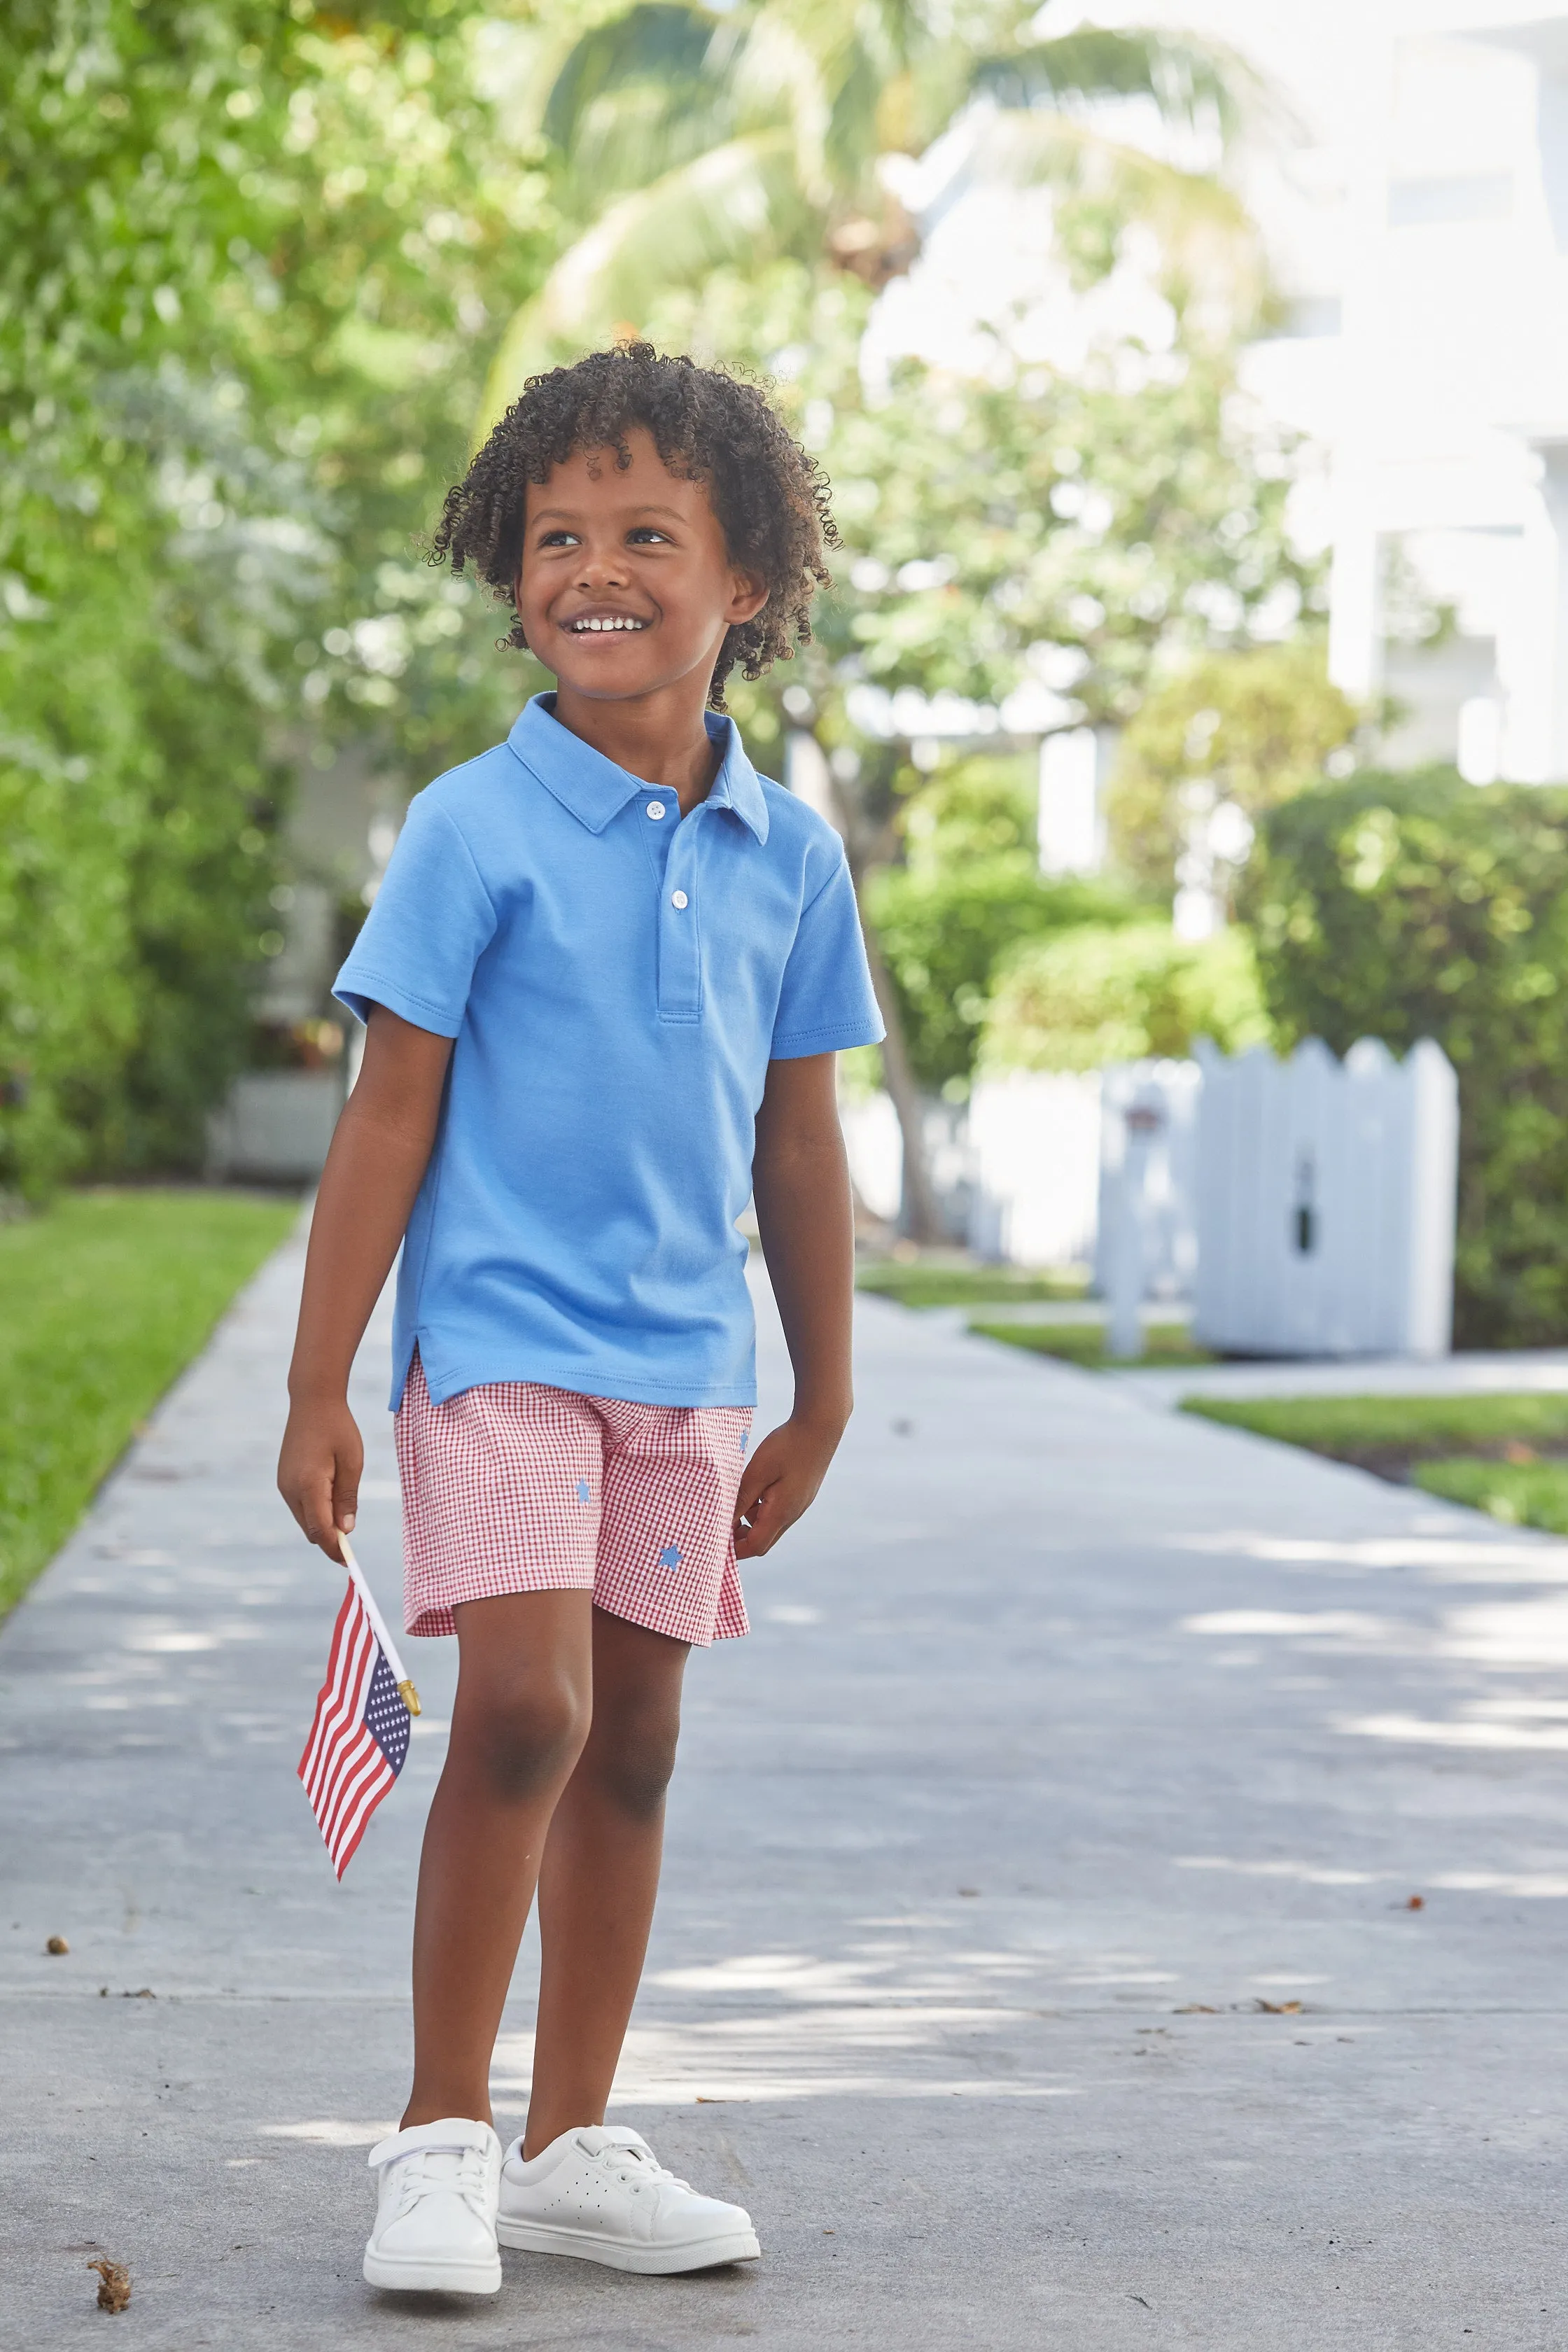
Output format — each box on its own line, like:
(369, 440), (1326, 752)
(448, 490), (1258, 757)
(88, 2258), (131, 2313)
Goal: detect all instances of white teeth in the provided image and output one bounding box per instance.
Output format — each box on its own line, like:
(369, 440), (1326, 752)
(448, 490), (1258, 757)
(570, 616), (645, 632)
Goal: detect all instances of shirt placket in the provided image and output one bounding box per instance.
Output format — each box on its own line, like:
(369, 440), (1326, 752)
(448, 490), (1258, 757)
(657, 806), (704, 1021)
(636, 790), (705, 1023)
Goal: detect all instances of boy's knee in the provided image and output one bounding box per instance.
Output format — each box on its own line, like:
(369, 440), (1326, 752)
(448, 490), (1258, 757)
(467, 1674), (589, 1802)
(587, 1705), (682, 1821)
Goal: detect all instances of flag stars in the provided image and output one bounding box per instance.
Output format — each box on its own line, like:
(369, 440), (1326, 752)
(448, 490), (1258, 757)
(576, 1478), (592, 1504)
(658, 1544), (683, 1572)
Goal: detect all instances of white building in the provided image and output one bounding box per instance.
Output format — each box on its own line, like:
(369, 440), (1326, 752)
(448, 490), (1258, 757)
(881, 2), (1568, 791)
(1124, 0), (1568, 782)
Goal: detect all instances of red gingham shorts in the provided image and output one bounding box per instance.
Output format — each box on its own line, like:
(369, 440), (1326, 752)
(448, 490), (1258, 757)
(394, 1354), (752, 1646)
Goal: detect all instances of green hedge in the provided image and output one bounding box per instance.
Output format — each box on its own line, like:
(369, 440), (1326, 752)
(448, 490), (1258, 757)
(1244, 767), (1568, 1347)
(979, 919), (1270, 1073)
(863, 757), (1131, 1091)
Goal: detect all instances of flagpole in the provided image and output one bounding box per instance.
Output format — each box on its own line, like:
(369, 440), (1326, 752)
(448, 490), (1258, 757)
(337, 1532), (421, 1716)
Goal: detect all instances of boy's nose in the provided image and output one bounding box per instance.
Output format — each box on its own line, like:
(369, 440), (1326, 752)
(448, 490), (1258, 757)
(575, 548), (630, 589)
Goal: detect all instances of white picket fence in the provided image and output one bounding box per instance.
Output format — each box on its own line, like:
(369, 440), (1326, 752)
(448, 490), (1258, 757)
(844, 1033), (1460, 1360)
(1191, 1037), (1458, 1359)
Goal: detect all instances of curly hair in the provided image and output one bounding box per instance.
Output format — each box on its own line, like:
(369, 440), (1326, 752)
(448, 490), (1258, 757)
(430, 343), (839, 710)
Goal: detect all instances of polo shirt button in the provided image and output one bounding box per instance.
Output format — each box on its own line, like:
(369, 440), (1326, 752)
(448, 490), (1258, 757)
(671, 890), (688, 909)
(646, 801), (666, 820)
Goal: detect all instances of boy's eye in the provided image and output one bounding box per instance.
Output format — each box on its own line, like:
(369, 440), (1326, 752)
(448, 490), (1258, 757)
(537, 528), (580, 548)
(627, 526), (672, 545)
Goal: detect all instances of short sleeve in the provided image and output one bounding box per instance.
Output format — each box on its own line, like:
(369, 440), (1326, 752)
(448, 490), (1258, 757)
(770, 850), (886, 1060)
(333, 794), (497, 1037)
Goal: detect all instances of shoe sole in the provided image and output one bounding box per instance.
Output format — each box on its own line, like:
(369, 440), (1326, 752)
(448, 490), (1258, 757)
(363, 2247), (501, 2295)
(496, 2218), (760, 2274)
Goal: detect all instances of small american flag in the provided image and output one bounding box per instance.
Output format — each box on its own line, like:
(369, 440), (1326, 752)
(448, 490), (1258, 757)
(298, 1536), (421, 1879)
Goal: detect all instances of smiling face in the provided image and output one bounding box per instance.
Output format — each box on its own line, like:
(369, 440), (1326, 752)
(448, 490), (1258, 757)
(515, 427), (767, 710)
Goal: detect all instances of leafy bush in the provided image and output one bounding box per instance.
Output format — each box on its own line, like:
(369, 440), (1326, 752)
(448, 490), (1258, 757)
(1107, 640), (1359, 897)
(979, 919), (1270, 1073)
(862, 757), (1133, 1091)
(1243, 767), (1568, 1347)
(1, 1), (552, 1196)
(0, 575), (283, 1193)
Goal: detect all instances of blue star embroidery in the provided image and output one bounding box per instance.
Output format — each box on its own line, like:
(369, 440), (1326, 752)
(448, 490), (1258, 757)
(575, 1478), (591, 1504)
(658, 1544), (683, 1572)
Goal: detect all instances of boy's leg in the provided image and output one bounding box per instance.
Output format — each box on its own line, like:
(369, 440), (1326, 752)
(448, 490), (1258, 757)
(402, 1589), (595, 2129)
(523, 1605), (689, 2154)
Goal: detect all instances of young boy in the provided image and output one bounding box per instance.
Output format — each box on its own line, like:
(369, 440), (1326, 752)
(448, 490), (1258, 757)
(276, 343), (883, 2295)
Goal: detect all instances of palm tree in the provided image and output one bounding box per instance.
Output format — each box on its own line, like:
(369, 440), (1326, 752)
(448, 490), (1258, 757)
(480, 1), (1264, 428)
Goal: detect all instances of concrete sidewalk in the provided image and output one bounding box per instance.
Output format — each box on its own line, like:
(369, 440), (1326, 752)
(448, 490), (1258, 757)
(1112, 1346), (1568, 1410)
(4, 1235), (1568, 2348)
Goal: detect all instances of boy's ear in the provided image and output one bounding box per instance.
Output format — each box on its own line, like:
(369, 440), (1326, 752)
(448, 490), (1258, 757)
(727, 567), (769, 625)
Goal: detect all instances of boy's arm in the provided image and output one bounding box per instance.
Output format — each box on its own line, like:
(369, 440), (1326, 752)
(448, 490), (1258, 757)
(277, 1004), (454, 1558)
(736, 1051), (855, 1559)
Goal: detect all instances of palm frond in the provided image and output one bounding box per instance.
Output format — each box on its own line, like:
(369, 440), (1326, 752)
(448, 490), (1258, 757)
(541, 4), (724, 155)
(974, 29), (1261, 148)
(973, 109), (1268, 336)
(551, 78), (739, 213)
(479, 131), (815, 433)
(727, 13), (834, 199)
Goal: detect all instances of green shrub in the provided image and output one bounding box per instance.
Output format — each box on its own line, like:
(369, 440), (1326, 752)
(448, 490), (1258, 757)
(1107, 640), (1360, 898)
(863, 757), (1131, 1091)
(1243, 767), (1568, 1347)
(0, 604), (282, 1194)
(979, 919), (1270, 1072)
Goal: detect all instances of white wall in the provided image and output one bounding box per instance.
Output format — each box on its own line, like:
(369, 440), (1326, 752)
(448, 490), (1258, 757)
(968, 1071), (1103, 1267)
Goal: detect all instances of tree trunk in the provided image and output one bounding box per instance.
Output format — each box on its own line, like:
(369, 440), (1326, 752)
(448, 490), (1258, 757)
(860, 918), (944, 1245)
(785, 726), (944, 1245)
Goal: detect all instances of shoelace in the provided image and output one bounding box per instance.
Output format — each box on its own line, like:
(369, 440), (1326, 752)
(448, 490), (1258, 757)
(594, 2136), (692, 2196)
(385, 2141), (493, 2224)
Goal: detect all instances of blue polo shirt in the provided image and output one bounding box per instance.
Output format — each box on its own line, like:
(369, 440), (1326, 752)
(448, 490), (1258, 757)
(334, 694), (883, 1412)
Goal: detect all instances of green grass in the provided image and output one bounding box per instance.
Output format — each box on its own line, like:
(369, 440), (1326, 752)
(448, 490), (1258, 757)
(969, 1319), (1213, 1370)
(1177, 1391), (1568, 1538)
(0, 1188), (298, 1619)
(1413, 1457), (1568, 1533)
(1179, 1392), (1568, 1465)
(857, 1261), (1090, 1309)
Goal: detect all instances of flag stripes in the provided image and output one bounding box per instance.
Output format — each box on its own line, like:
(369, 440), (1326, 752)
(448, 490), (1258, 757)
(298, 1568), (412, 1879)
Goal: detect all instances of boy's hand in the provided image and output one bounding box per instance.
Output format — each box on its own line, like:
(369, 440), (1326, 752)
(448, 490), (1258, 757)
(732, 1415), (841, 1558)
(278, 1397), (364, 1561)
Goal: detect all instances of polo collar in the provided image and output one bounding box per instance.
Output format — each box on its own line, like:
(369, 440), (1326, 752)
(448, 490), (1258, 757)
(506, 694), (769, 845)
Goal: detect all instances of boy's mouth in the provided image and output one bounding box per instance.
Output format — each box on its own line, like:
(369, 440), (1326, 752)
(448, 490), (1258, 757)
(562, 612), (651, 635)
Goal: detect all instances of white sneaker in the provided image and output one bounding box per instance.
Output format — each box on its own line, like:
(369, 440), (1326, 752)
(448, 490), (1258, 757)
(496, 2124), (760, 2274)
(363, 2118), (503, 2295)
